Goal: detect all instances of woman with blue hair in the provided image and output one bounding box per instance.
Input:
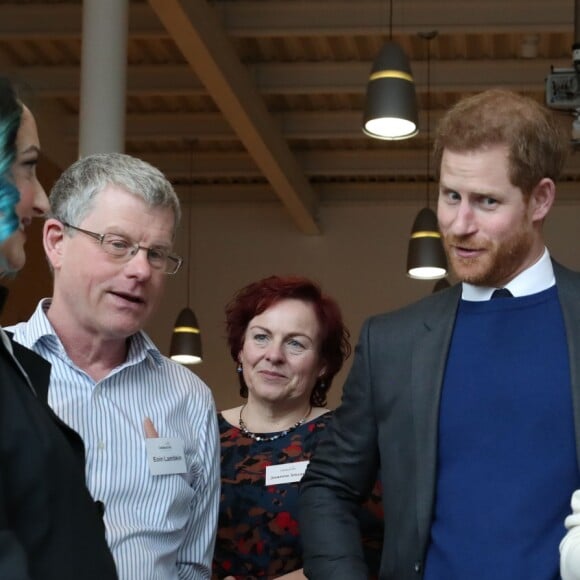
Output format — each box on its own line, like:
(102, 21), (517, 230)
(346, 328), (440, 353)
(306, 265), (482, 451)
(0, 77), (46, 268)
(0, 77), (118, 579)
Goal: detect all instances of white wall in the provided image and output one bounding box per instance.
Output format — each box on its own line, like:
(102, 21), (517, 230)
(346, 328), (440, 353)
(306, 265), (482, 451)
(145, 199), (580, 411)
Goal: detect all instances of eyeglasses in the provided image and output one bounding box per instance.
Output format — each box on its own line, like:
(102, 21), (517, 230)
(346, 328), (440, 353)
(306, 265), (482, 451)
(62, 222), (183, 275)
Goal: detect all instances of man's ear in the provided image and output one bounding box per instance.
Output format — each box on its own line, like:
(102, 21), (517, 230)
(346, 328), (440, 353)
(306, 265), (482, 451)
(529, 177), (556, 223)
(43, 218), (65, 270)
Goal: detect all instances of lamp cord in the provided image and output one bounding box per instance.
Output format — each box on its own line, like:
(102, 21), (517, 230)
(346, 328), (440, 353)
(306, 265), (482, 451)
(186, 145), (194, 309)
(389, 0), (393, 40)
(425, 36), (431, 208)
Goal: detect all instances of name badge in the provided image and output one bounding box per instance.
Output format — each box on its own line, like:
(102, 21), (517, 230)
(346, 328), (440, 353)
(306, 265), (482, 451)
(146, 438), (187, 476)
(265, 460), (309, 485)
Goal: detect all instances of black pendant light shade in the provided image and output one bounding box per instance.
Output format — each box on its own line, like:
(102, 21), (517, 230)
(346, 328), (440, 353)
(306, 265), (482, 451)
(170, 307), (202, 365)
(406, 207), (448, 280)
(363, 41), (419, 140)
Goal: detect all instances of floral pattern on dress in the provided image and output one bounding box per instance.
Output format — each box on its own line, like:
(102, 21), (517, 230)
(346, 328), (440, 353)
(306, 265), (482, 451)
(212, 411), (383, 579)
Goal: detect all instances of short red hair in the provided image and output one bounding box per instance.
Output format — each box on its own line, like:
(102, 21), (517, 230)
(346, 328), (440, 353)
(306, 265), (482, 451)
(225, 275), (351, 406)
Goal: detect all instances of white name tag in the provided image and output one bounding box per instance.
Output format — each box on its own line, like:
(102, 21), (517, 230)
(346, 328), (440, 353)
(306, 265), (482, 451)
(265, 460), (309, 485)
(146, 438), (187, 476)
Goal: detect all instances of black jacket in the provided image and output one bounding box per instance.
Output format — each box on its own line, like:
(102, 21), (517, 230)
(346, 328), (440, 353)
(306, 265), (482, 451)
(0, 332), (118, 579)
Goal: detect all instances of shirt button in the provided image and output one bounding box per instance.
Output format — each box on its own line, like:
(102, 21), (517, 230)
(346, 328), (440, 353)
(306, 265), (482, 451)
(97, 441), (105, 450)
(414, 561), (422, 573)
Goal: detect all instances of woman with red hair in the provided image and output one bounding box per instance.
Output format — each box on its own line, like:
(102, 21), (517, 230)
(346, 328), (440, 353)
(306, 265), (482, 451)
(212, 275), (382, 579)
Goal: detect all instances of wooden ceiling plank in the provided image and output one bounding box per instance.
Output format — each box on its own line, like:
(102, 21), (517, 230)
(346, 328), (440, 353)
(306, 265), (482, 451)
(59, 110), (441, 142)
(7, 59), (569, 98)
(0, 2), (572, 39)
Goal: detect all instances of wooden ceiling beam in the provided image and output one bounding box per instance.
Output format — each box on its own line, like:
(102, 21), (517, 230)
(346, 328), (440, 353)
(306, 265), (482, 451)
(147, 0), (320, 234)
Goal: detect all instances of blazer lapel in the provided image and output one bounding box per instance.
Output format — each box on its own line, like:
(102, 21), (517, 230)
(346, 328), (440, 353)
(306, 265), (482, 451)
(411, 285), (461, 542)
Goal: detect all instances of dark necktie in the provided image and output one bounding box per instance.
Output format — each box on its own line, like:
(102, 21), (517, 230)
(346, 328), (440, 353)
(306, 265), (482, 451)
(491, 288), (513, 299)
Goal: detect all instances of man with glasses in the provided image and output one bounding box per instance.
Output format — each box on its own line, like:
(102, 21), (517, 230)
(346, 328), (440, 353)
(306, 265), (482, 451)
(8, 152), (220, 580)
(59, 222), (183, 275)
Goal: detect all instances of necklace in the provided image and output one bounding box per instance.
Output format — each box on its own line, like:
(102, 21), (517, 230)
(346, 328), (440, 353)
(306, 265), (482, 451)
(238, 404), (312, 442)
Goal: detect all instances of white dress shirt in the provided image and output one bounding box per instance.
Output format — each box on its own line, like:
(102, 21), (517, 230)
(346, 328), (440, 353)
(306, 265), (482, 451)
(8, 299), (220, 580)
(461, 247), (555, 301)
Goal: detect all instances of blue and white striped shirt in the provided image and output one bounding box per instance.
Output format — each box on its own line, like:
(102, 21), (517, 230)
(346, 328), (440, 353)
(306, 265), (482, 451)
(8, 300), (220, 580)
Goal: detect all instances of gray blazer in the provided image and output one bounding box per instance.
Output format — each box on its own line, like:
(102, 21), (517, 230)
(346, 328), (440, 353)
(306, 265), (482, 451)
(299, 260), (580, 580)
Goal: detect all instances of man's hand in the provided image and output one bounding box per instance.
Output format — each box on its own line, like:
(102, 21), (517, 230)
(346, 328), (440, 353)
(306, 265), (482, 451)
(143, 417), (159, 438)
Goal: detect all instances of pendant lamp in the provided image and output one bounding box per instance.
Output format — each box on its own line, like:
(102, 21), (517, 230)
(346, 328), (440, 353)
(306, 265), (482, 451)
(407, 207), (447, 280)
(362, 0), (418, 140)
(169, 146), (202, 365)
(170, 306), (202, 365)
(406, 31), (447, 280)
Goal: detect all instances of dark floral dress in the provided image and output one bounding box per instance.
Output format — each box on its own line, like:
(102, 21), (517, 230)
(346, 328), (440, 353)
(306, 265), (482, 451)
(212, 411), (383, 579)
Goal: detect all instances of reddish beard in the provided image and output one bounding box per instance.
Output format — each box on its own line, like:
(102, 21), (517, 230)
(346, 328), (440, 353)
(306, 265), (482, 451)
(443, 225), (535, 287)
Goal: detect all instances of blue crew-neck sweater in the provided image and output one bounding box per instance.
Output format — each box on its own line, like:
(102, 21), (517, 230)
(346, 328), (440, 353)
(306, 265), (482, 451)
(424, 287), (579, 579)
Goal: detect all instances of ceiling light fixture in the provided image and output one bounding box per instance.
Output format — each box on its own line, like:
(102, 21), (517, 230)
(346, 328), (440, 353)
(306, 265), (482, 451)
(362, 0), (419, 140)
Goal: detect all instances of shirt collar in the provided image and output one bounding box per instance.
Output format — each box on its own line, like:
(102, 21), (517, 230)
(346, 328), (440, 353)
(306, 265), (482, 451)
(25, 298), (164, 367)
(461, 247), (554, 301)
